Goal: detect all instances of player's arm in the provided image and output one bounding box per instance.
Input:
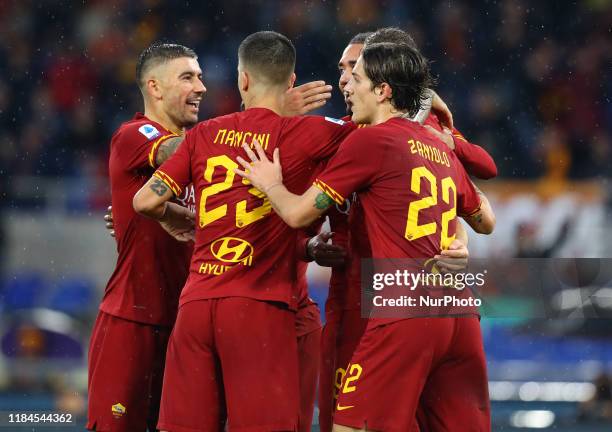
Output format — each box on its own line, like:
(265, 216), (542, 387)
(268, 185), (331, 229)
(430, 90), (453, 129)
(133, 176), (175, 219)
(133, 176), (195, 242)
(155, 136), (184, 166)
(234, 142), (331, 228)
(423, 124), (497, 180)
(456, 221), (468, 246)
(134, 134), (196, 241)
(462, 186), (495, 234)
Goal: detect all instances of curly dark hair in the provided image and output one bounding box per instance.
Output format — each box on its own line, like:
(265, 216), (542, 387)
(365, 27), (418, 51)
(361, 42), (433, 117)
(349, 32), (373, 45)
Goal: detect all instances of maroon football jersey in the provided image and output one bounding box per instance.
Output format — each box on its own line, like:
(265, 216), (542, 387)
(315, 116), (480, 261)
(101, 113), (194, 326)
(331, 114), (493, 313)
(155, 108), (355, 309)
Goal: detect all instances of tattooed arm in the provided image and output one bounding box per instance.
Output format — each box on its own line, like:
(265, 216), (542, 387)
(463, 184), (495, 234)
(133, 177), (174, 218)
(260, 183), (333, 229)
(155, 136), (184, 166)
(133, 176), (195, 241)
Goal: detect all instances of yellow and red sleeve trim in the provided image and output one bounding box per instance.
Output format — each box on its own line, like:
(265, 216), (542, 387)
(313, 179), (345, 205)
(148, 133), (180, 168)
(153, 170), (182, 197)
(451, 129), (467, 142)
(459, 202), (482, 218)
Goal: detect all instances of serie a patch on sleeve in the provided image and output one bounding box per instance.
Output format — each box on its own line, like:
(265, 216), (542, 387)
(324, 116), (345, 125)
(138, 124), (161, 140)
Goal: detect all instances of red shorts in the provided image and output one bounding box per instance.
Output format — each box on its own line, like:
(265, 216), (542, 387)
(318, 309), (367, 432)
(334, 317), (490, 432)
(295, 300), (321, 432)
(158, 298), (299, 432)
(295, 299), (322, 337)
(297, 325), (320, 432)
(87, 311), (170, 432)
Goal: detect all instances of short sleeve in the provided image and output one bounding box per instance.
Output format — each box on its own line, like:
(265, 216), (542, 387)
(114, 123), (179, 171)
(298, 116), (356, 162)
(153, 130), (194, 197)
(313, 129), (380, 205)
(455, 164), (482, 217)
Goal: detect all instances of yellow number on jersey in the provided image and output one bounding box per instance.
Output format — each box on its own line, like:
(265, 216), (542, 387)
(404, 166), (457, 249)
(341, 363), (363, 394)
(199, 155), (272, 228)
(405, 166), (437, 241)
(200, 156), (236, 227)
(440, 177), (457, 250)
(236, 178), (272, 227)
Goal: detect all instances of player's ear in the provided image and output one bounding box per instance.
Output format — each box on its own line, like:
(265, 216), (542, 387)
(240, 70), (249, 92)
(377, 83), (392, 103)
(288, 72), (296, 89)
(146, 78), (163, 100)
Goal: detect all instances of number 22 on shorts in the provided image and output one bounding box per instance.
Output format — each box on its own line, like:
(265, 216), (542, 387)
(338, 363), (363, 394)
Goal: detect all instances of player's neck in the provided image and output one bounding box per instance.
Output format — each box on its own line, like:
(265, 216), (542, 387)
(370, 105), (407, 126)
(144, 103), (184, 135)
(242, 88), (284, 116)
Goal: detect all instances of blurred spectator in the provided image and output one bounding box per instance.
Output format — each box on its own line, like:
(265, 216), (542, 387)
(0, 0), (609, 209)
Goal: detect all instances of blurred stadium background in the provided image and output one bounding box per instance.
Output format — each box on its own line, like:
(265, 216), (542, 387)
(0, 0), (611, 430)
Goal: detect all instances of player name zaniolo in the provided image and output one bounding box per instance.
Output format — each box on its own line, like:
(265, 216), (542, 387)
(409, 138), (452, 167)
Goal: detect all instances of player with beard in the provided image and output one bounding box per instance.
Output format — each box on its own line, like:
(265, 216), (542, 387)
(87, 43), (204, 432)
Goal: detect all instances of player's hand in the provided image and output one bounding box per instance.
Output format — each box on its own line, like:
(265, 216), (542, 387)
(282, 81), (333, 116)
(159, 202), (195, 242)
(307, 231), (347, 267)
(431, 91), (454, 130)
(433, 239), (469, 273)
(235, 140), (283, 194)
(423, 124), (455, 150)
(104, 205), (115, 237)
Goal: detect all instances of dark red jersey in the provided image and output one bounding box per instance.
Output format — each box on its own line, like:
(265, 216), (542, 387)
(101, 113), (194, 326)
(155, 108), (355, 309)
(329, 114), (493, 312)
(315, 117), (481, 260)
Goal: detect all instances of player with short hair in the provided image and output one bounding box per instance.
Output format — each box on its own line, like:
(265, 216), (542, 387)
(98, 39), (337, 432)
(235, 41), (495, 432)
(87, 42), (204, 432)
(317, 27), (498, 432)
(132, 31), (356, 432)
